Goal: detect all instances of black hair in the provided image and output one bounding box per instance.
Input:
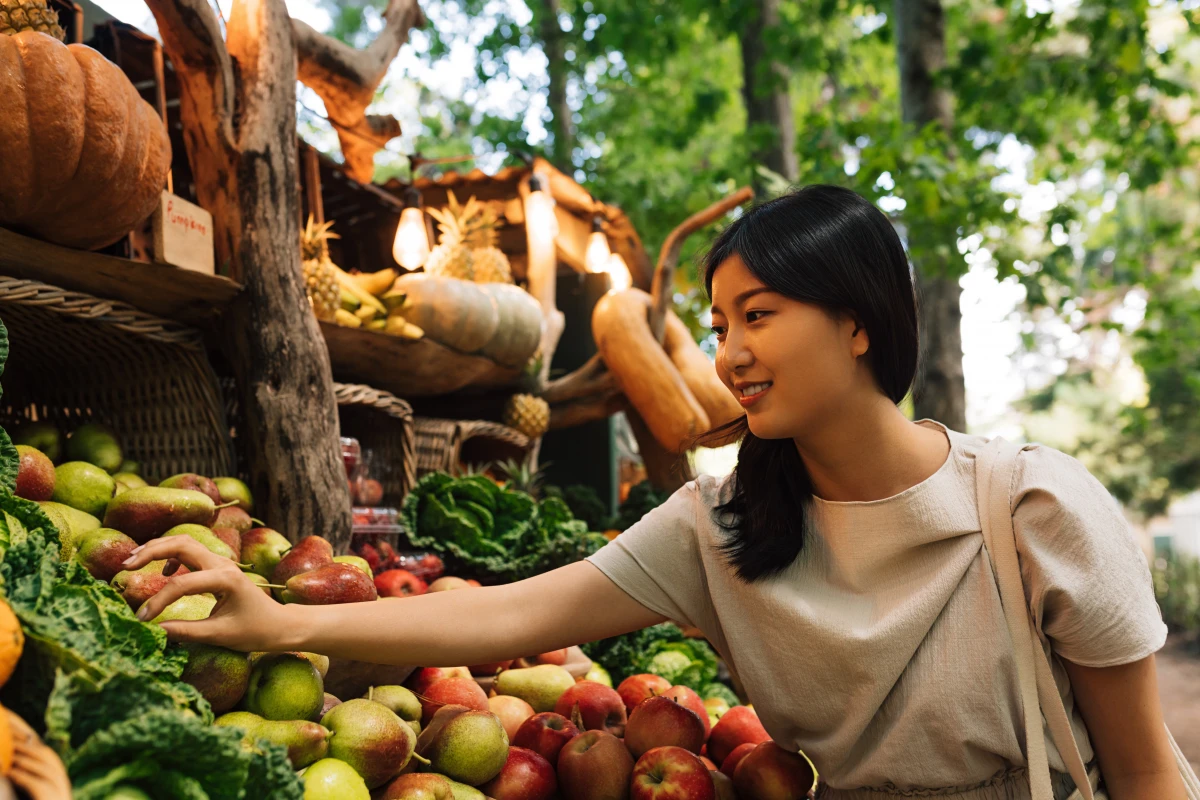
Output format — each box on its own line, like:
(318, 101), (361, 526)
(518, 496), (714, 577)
(698, 184), (919, 582)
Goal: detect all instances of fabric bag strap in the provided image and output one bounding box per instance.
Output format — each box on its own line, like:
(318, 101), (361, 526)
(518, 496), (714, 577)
(975, 436), (1095, 800)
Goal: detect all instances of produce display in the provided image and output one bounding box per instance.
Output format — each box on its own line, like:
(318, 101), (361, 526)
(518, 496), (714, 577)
(400, 472), (609, 584)
(424, 193), (514, 284)
(0, 31), (172, 250)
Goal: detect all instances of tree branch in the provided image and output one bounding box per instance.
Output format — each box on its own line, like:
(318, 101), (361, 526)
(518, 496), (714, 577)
(293, 0), (425, 182)
(649, 187), (754, 342)
(542, 353), (615, 404)
(549, 390), (628, 430)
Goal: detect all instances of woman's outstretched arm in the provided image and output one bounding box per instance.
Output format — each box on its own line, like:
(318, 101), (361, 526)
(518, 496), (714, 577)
(124, 535), (667, 666)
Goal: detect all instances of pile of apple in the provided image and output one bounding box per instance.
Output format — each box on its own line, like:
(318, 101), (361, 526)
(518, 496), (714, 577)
(383, 660), (819, 800)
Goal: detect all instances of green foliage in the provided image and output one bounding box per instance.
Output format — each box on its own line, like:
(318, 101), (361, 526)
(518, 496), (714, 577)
(1153, 549), (1200, 638)
(543, 483), (611, 532)
(402, 472), (607, 581)
(613, 481), (672, 532)
(701, 681), (741, 707)
(580, 621), (723, 695)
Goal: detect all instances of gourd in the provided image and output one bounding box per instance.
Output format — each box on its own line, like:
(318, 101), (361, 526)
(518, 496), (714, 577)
(0, 599), (21, 690)
(393, 274), (543, 367)
(662, 301), (745, 433)
(592, 288), (709, 453)
(0, 32), (171, 250)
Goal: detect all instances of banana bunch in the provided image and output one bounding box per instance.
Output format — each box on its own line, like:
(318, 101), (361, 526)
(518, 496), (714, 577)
(333, 267), (424, 340)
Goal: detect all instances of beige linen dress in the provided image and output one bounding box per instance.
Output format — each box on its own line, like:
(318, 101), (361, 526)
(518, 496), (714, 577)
(586, 420), (1168, 799)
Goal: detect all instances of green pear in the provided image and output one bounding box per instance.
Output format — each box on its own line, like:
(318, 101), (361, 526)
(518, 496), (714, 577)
(246, 572), (274, 596)
(39, 501), (102, 561)
(163, 523), (237, 560)
(334, 554), (373, 578)
(215, 711), (331, 769)
(66, 423), (123, 473)
(104, 787), (152, 800)
(241, 527), (292, 578)
(102, 486), (218, 544)
(13, 421), (61, 463)
(117, 459), (141, 475)
(321, 698), (417, 789)
(182, 643), (250, 714)
(148, 593), (216, 625)
(302, 758), (370, 800)
(585, 662), (613, 687)
(246, 652), (324, 722)
(74, 527), (138, 582)
(367, 685), (422, 728)
(493, 664), (577, 713)
(111, 560), (170, 609)
(423, 710), (509, 786)
(445, 780), (487, 800)
(113, 472), (148, 489)
(213, 476), (254, 512)
(52, 461), (116, 518)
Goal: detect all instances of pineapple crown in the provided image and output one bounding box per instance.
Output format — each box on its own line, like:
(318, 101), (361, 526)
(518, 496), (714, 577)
(427, 191), (502, 250)
(301, 214), (339, 261)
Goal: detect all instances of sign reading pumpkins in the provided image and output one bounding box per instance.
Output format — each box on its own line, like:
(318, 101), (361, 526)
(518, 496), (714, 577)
(153, 191), (215, 275)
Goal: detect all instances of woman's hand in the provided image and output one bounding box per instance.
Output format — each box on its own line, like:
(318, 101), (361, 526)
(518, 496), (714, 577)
(7, 708), (72, 800)
(122, 535), (296, 653)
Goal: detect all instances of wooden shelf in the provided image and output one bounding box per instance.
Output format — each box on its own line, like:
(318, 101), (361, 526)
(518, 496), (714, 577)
(320, 320), (523, 398)
(0, 227), (242, 326)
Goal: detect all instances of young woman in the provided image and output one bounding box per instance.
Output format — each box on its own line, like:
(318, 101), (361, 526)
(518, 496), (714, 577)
(125, 186), (1182, 799)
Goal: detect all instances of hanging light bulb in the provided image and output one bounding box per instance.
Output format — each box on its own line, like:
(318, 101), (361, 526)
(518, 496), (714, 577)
(585, 215), (612, 273)
(525, 172), (559, 242)
(606, 252), (632, 292)
(392, 186), (430, 271)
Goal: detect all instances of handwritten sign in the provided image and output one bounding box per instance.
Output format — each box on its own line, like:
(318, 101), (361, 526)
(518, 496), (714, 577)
(152, 191), (215, 275)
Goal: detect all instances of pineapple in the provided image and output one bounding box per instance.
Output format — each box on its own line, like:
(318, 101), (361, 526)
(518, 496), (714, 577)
(503, 394), (550, 440)
(300, 215), (341, 322)
(425, 192), (513, 284)
(0, 0), (65, 39)
(495, 456), (545, 497)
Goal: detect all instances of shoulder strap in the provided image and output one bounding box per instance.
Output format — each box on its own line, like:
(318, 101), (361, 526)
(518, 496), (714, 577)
(976, 437), (1095, 800)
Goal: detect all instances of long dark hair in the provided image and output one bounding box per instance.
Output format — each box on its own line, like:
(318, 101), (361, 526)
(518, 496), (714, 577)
(699, 185), (919, 582)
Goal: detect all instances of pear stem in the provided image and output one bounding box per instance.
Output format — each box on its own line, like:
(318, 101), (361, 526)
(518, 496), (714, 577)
(258, 584), (286, 589)
(215, 500), (240, 510)
(251, 517), (266, 527)
(410, 753), (431, 766)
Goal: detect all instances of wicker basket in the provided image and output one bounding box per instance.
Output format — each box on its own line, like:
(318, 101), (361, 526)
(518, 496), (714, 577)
(413, 417), (533, 476)
(334, 382), (416, 505)
(0, 277), (234, 480)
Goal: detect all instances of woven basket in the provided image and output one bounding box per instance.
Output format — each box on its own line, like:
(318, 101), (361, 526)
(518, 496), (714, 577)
(0, 277), (234, 480)
(413, 417), (533, 476)
(334, 382), (416, 504)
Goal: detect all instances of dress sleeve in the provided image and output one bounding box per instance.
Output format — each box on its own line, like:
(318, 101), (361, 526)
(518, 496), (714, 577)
(1011, 444), (1168, 668)
(585, 481), (712, 631)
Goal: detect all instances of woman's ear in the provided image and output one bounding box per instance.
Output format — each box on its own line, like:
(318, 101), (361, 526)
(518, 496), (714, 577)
(849, 317), (869, 358)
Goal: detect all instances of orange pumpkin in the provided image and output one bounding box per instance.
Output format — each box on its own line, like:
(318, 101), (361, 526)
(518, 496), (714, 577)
(0, 599), (21, 690)
(0, 704), (10, 777)
(0, 31), (171, 250)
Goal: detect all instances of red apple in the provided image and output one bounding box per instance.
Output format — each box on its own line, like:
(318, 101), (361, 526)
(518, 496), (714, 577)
(512, 712), (580, 766)
(407, 666), (472, 697)
(708, 706), (770, 765)
(428, 576), (472, 592)
(618, 674), (671, 714)
(664, 685), (710, 739)
(488, 695), (535, 740)
(465, 578), (481, 587)
(557, 730), (634, 800)
(631, 746), (715, 800)
(480, 746), (557, 800)
(733, 742), (817, 800)
(553, 680), (627, 736)
(376, 569), (428, 598)
(711, 770), (737, 800)
(720, 742), (757, 777)
(469, 659), (514, 676)
(378, 773), (454, 800)
(624, 696), (707, 759)
(419, 677), (489, 725)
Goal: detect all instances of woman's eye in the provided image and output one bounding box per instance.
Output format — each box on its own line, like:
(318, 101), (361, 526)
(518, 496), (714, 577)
(746, 310), (771, 323)
(711, 325), (727, 337)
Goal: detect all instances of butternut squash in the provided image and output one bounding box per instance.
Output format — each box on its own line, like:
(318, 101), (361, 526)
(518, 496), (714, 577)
(0, 600), (21, 690)
(0, 33), (171, 250)
(663, 307), (745, 431)
(592, 288), (709, 452)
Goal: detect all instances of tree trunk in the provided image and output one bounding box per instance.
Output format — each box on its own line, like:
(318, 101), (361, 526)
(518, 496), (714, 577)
(893, 0), (967, 430)
(738, 0), (797, 193)
(539, 0), (575, 171)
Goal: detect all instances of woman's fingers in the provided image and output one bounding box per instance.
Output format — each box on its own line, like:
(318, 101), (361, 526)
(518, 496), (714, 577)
(121, 534), (226, 574)
(134, 566), (242, 622)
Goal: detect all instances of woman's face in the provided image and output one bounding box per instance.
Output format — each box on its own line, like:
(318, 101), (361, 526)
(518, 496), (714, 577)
(710, 254), (870, 440)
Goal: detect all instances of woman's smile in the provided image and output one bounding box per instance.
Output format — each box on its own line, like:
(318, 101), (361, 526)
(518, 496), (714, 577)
(735, 381), (773, 407)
